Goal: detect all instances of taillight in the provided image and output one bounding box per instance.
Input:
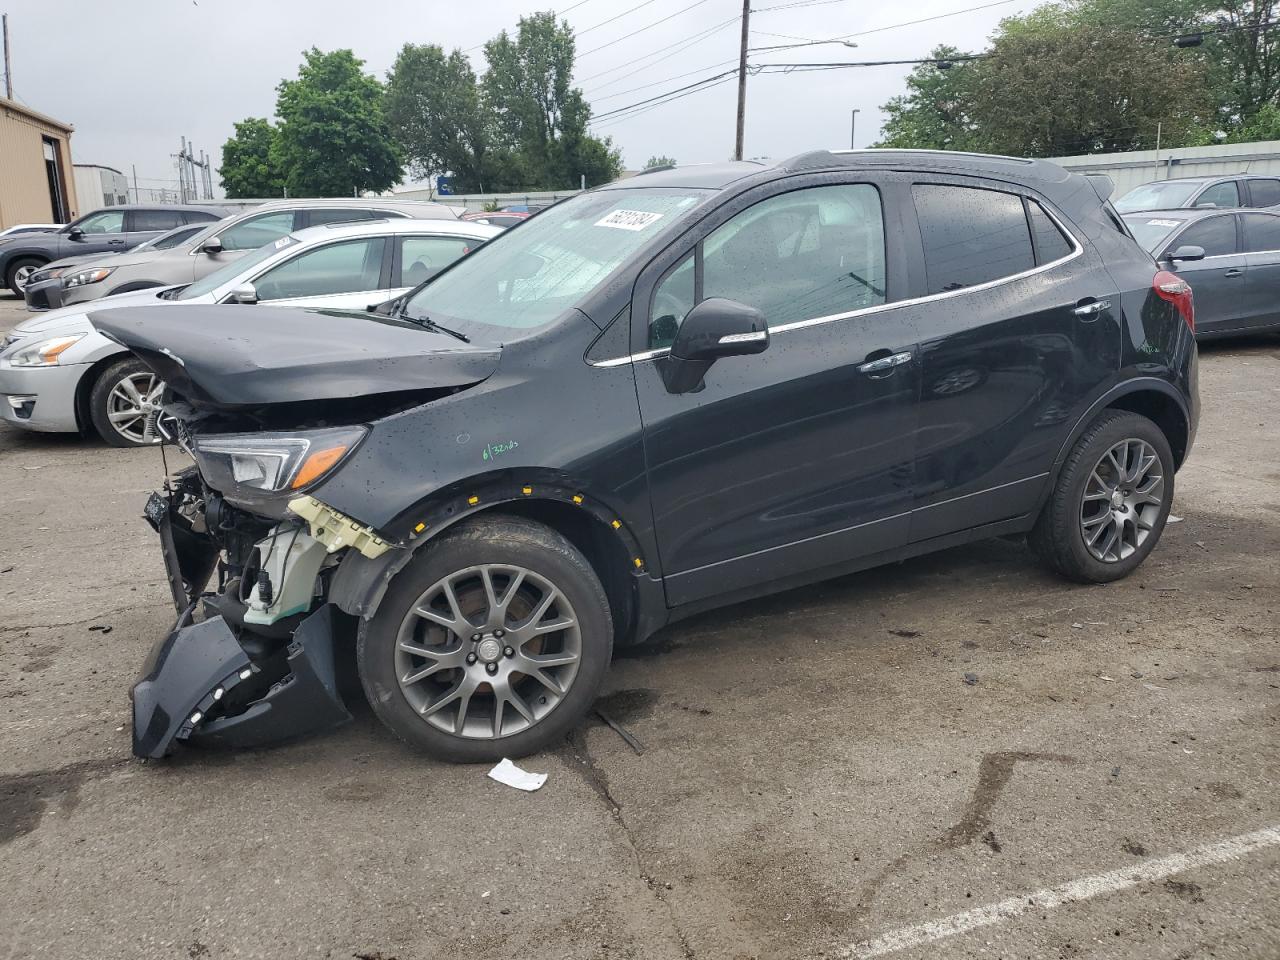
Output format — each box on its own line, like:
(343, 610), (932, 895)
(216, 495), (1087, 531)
(1154, 270), (1194, 332)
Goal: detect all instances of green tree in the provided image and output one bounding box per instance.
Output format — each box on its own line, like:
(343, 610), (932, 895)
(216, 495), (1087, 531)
(274, 48), (402, 196)
(385, 43), (497, 193)
(875, 46), (983, 150)
(482, 13), (621, 188)
(219, 118), (284, 198)
(645, 155), (677, 167)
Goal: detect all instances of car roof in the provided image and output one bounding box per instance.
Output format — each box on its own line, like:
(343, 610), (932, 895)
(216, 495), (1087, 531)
(1122, 207), (1280, 223)
(80, 203), (228, 214)
(286, 217), (503, 245)
(252, 197), (460, 215)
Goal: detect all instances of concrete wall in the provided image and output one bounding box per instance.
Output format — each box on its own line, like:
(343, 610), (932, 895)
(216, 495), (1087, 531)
(0, 99), (79, 228)
(390, 187), (580, 212)
(1049, 141), (1280, 197)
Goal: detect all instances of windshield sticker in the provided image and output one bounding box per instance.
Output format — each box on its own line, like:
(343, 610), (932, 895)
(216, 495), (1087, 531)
(1146, 219), (1181, 227)
(595, 209), (664, 231)
(274, 236), (296, 249)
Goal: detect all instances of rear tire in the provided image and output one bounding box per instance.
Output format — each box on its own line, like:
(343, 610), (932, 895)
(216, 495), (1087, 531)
(358, 514), (613, 763)
(5, 257), (45, 295)
(88, 357), (166, 447)
(1031, 410), (1175, 583)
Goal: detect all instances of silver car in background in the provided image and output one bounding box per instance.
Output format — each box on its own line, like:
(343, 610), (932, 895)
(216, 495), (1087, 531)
(22, 198), (462, 311)
(0, 217), (500, 446)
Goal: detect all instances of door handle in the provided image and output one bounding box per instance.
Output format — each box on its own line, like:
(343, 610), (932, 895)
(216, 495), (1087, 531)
(1224, 268), (1244, 278)
(1072, 298), (1111, 318)
(107, 239), (125, 246)
(858, 351), (913, 375)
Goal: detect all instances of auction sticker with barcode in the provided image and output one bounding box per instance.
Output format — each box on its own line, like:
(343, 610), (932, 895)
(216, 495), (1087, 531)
(1147, 219), (1181, 227)
(595, 209), (664, 231)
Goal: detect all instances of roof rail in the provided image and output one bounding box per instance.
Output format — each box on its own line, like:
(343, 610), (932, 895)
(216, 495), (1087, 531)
(636, 163), (677, 175)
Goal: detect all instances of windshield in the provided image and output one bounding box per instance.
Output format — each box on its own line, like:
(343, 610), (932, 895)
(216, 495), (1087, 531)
(176, 234), (299, 300)
(1114, 181), (1203, 213)
(400, 187), (713, 335)
(1123, 216), (1185, 253)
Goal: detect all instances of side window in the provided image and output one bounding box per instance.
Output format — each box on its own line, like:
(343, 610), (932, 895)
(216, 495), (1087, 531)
(1027, 201), (1074, 264)
(306, 208), (377, 227)
(75, 211), (126, 234)
(218, 211), (298, 251)
(912, 184), (1034, 294)
(151, 226), (202, 250)
(129, 210), (184, 232)
(398, 236), (480, 286)
(1194, 181), (1240, 209)
(182, 211), (221, 224)
(1248, 179), (1280, 207)
(1240, 213), (1280, 253)
(252, 237), (387, 301)
(1174, 216), (1237, 257)
(648, 183), (887, 349)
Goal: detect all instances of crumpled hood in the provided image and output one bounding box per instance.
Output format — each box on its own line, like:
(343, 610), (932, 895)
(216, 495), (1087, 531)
(91, 304), (501, 408)
(9, 288), (170, 338)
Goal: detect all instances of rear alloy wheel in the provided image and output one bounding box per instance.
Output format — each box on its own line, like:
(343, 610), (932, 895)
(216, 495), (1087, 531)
(1031, 410), (1175, 582)
(88, 357), (168, 447)
(359, 515), (612, 762)
(5, 257), (44, 295)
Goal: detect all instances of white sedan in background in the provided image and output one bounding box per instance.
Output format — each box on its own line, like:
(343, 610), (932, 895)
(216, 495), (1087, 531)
(0, 217), (501, 446)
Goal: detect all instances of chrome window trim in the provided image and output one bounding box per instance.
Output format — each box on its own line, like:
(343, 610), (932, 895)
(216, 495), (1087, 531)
(590, 201), (1083, 366)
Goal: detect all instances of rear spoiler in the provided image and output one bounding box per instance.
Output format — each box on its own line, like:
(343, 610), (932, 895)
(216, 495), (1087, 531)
(1086, 173), (1115, 202)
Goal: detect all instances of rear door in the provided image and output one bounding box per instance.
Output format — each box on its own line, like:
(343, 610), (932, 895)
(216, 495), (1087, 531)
(633, 174), (920, 606)
(1163, 214), (1245, 335)
(390, 234), (483, 298)
(1238, 212), (1280, 332)
(1244, 178), (1280, 208)
(903, 178), (1121, 541)
(247, 235), (391, 310)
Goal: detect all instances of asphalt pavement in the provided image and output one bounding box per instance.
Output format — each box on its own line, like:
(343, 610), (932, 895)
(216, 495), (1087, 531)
(1, 292), (1277, 960)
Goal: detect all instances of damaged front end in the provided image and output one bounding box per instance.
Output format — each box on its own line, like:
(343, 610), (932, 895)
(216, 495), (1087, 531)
(135, 470), (381, 758)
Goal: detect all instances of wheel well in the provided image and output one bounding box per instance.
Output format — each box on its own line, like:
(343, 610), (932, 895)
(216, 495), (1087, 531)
(106, 280), (163, 296)
(1105, 390), (1189, 467)
(477, 500), (639, 647)
(73, 352), (128, 435)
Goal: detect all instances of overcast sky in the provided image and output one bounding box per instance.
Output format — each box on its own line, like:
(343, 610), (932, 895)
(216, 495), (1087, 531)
(4, 0), (1038, 196)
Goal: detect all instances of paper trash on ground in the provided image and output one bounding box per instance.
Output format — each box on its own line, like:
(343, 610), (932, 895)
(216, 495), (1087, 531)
(488, 757), (548, 792)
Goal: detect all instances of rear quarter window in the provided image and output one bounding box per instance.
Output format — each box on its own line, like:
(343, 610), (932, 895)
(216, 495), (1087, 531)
(1248, 179), (1280, 207)
(912, 184), (1035, 294)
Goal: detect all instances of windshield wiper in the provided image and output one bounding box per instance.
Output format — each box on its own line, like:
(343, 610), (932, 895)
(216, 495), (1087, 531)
(394, 302), (470, 343)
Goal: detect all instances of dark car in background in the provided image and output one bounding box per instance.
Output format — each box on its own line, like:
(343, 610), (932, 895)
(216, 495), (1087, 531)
(1124, 207), (1280, 338)
(0, 204), (225, 295)
(1114, 173), (1280, 213)
(99, 150), (1199, 764)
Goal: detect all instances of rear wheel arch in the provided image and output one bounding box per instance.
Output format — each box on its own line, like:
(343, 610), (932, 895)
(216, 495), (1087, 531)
(1052, 379), (1190, 476)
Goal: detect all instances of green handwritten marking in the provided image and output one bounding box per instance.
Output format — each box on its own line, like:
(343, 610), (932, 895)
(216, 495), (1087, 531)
(482, 440), (520, 462)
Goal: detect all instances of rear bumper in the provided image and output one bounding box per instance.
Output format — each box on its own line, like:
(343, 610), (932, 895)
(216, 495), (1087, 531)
(0, 359), (85, 432)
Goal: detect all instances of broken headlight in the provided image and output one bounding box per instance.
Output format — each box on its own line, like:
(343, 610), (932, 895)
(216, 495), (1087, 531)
(190, 426), (367, 510)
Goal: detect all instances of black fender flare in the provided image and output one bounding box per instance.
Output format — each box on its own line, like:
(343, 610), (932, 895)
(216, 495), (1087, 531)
(106, 280), (165, 296)
(327, 476), (649, 621)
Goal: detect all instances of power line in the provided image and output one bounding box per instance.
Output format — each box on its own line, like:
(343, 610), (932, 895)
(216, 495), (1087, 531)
(750, 0), (1021, 45)
(592, 74), (739, 127)
(463, 0), (598, 53)
(578, 15), (739, 85)
(578, 0), (718, 58)
(576, 0), (664, 36)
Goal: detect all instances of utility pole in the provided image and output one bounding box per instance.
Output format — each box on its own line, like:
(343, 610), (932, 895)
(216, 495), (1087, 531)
(850, 108), (859, 149)
(132, 163), (139, 203)
(734, 0), (750, 161)
(3, 14), (12, 101)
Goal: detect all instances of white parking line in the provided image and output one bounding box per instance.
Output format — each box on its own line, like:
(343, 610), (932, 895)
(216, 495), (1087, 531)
(845, 825), (1280, 958)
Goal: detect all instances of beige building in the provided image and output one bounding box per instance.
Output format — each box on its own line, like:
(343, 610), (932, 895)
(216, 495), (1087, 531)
(0, 97), (78, 229)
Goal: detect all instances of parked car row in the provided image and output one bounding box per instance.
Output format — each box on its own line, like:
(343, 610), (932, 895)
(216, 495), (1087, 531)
(0, 214), (498, 445)
(5, 149), (1199, 765)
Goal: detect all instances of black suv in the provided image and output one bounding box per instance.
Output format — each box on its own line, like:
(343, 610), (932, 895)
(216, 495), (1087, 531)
(0, 204), (225, 294)
(95, 150), (1199, 763)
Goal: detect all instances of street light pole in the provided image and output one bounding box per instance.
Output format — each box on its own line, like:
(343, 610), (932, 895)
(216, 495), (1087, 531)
(850, 108), (859, 149)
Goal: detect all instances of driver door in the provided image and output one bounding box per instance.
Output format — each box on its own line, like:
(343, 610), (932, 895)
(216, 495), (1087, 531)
(63, 209), (128, 256)
(246, 235), (390, 310)
(632, 176), (919, 606)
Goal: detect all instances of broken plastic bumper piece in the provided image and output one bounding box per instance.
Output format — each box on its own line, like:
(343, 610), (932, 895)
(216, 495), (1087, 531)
(288, 494), (393, 559)
(131, 605), (352, 759)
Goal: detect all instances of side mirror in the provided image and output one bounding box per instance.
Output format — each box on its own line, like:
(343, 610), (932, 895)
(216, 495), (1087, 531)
(1166, 244), (1205, 263)
(201, 237), (224, 255)
(662, 297), (768, 394)
(68, 227), (84, 240)
(229, 283), (258, 304)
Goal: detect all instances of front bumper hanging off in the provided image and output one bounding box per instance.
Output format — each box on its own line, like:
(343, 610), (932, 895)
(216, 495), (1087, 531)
(131, 490), (353, 759)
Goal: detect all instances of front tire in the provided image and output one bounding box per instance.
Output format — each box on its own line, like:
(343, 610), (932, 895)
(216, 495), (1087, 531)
(88, 357), (166, 447)
(1031, 410), (1175, 583)
(5, 257), (45, 295)
(358, 514), (613, 763)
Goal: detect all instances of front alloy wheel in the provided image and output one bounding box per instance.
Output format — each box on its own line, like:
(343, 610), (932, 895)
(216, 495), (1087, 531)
(89, 357), (170, 447)
(359, 515), (613, 762)
(396, 564), (582, 739)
